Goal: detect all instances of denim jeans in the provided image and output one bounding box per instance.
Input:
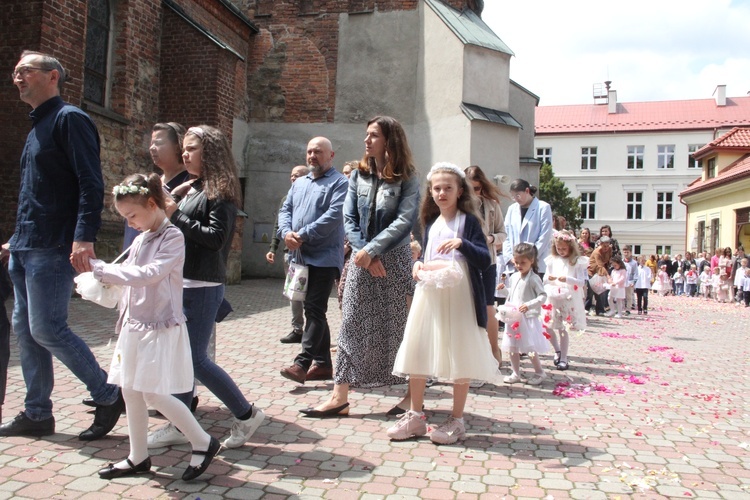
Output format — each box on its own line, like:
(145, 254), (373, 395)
(9, 248), (118, 420)
(175, 285), (251, 418)
(294, 266), (339, 370)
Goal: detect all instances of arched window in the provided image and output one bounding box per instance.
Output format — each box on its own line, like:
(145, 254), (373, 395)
(84, 0), (113, 106)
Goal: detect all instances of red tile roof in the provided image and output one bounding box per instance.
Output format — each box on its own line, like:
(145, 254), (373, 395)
(693, 127), (750, 159)
(536, 96), (750, 134)
(680, 153), (750, 197)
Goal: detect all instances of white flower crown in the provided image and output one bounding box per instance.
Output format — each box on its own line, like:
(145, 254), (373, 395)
(113, 184), (149, 196)
(427, 162), (465, 181)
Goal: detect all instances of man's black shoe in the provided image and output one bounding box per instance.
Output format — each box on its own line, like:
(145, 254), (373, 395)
(79, 390), (125, 441)
(0, 411), (55, 437)
(280, 330), (303, 344)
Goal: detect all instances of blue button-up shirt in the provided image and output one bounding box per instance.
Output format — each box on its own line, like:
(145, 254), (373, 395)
(9, 96), (103, 251)
(278, 167), (348, 271)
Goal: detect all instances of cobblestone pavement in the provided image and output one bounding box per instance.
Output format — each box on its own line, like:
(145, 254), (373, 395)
(0, 279), (749, 499)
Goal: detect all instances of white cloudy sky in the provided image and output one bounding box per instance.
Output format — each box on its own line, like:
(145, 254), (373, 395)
(482, 0), (750, 105)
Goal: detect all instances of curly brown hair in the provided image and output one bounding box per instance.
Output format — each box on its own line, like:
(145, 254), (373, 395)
(184, 125), (242, 206)
(357, 116), (416, 183)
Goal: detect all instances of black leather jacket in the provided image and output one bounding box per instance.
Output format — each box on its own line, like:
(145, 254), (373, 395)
(170, 181), (237, 283)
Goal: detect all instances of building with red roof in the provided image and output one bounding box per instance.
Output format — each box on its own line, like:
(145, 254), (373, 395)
(535, 85), (750, 256)
(679, 127), (750, 254)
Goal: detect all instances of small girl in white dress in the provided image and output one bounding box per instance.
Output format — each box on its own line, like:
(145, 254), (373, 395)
(389, 163), (501, 445)
(92, 174), (219, 482)
(497, 243), (549, 385)
(607, 256), (627, 318)
(542, 230), (587, 371)
(652, 265), (671, 296)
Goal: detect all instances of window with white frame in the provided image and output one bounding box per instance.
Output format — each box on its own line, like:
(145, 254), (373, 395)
(656, 245), (672, 256)
(626, 192), (643, 220)
(536, 147), (552, 165)
(688, 144), (704, 169)
(581, 147), (597, 170)
(627, 146), (644, 170)
(657, 145), (675, 169)
(656, 192), (673, 220)
(579, 192), (596, 219)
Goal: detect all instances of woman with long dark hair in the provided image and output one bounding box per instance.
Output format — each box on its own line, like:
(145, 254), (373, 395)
(464, 166), (506, 367)
(300, 116), (421, 418)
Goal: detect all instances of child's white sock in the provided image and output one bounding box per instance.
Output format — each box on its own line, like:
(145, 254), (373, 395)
(453, 417), (464, 424)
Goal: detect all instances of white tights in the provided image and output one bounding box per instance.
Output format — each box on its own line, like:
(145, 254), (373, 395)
(118, 387), (211, 469)
(509, 351), (544, 376)
(608, 295), (624, 315)
(547, 327), (569, 363)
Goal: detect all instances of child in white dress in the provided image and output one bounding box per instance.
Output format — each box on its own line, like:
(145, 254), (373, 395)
(497, 243), (549, 385)
(542, 230), (587, 371)
(93, 174), (219, 482)
(389, 163), (500, 445)
(714, 266), (731, 302)
(699, 268), (712, 299)
(607, 256), (627, 318)
(652, 265), (671, 296)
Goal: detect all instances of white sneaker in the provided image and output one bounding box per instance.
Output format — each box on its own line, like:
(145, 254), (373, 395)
(147, 423), (189, 448)
(425, 378), (435, 387)
(223, 406), (266, 449)
(503, 373), (525, 384)
(614, 314), (622, 319)
(430, 416), (466, 445)
(526, 372), (547, 386)
(387, 411), (427, 440)
(469, 380), (485, 388)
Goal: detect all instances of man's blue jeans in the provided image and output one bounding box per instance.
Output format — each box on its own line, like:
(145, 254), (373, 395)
(9, 248), (118, 421)
(175, 285), (251, 418)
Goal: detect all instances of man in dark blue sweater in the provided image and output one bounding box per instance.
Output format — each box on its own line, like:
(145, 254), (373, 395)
(0, 51), (123, 439)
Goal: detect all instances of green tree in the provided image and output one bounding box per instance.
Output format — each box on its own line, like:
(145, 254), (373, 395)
(538, 163), (583, 231)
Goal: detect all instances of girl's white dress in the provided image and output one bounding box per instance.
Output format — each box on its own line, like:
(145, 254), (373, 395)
(609, 268), (627, 300)
(99, 222), (194, 395)
(500, 271), (550, 354)
(392, 215), (502, 384)
(651, 270), (670, 293)
(543, 255), (588, 332)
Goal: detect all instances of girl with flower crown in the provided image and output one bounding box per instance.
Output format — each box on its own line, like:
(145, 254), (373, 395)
(93, 174), (218, 481)
(541, 230), (587, 371)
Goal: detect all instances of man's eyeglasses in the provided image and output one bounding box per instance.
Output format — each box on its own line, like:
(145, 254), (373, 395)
(11, 66), (51, 80)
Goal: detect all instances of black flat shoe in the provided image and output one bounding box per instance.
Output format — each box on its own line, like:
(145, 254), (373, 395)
(80, 390), (125, 441)
(386, 405), (407, 416)
(299, 402), (350, 418)
(386, 404), (424, 417)
(553, 351), (561, 366)
(557, 360), (569, 371)
(98, 457), (151, 480)
(182, 437), (220, 481)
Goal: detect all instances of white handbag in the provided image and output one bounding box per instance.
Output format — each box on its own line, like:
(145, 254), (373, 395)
(73, 246), (130, 308)
(417, 214), (464, 289)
